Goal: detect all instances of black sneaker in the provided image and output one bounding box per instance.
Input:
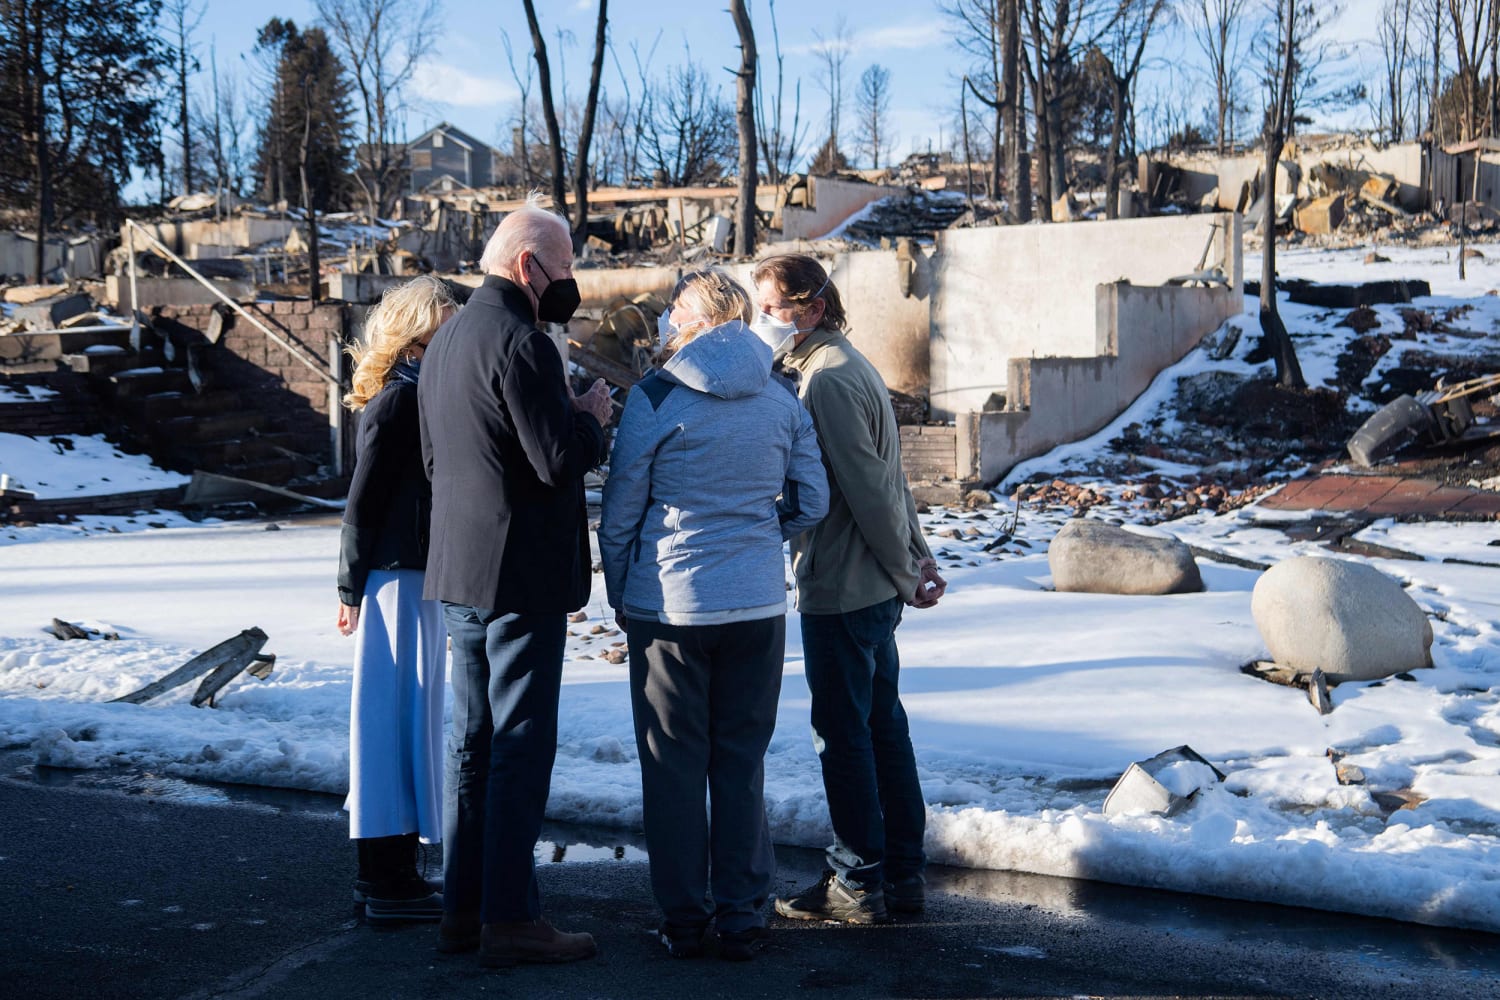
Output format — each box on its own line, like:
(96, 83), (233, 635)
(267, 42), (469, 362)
(656, 922), (706, 959)
(716, 925), (767, 961)
(773, 870), (889, 924)
(884, 874), (925, 915)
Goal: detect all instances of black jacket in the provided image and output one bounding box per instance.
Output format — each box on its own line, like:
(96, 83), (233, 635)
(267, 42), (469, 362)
(418, 275), (604, 612)
(337, 375), (430, 605)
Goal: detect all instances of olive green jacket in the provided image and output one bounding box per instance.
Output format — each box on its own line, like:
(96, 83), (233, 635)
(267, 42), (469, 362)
(780, 327), (930, 614)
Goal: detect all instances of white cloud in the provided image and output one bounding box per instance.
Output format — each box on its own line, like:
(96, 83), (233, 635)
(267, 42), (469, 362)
(851, 22), (947, 53)
(411, 62), (518, 109)
(788, 20), (947, 57)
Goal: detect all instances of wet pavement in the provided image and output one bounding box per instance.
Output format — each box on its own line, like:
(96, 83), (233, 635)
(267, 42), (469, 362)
(3, 760), (1499, 999)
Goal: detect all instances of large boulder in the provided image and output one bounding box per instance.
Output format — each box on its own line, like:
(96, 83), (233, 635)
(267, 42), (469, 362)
(1047, 520), (1204, 595)
(1251, 556), (1433, 683)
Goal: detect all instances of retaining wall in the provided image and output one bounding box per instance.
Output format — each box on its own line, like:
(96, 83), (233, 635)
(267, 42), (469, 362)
(930, 213), (1241, 420)
(975, 281), (1239, 484)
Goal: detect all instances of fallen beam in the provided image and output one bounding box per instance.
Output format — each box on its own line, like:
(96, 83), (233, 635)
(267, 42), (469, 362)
(110, 627), (269, 705)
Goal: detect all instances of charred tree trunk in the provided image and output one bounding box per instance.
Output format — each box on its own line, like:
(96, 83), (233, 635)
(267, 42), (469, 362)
(1003, 0), (1029, 221)
(730, 0), (759, 257)
(522, 0), (568, 216)
(24, 1), (51, 282)
(1105, 78), (1125, 220)
(300, 74), (320, 302)
(1258, 20), (1304, 391)
(571, 1), (609, 248)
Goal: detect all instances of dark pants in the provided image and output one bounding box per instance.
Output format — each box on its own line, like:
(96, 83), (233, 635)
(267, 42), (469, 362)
(799, 596), (926, 888)
(628, 615), (785, 934)
(440, 603), (565, 924)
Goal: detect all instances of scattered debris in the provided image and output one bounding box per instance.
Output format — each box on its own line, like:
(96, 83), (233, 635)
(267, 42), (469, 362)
(45, 618), (118, 641)
(1326, 748), (1366, 786)
(1348, 373), (1500, 467)
(1103, 745), (1225, 818)
(1308, 667), (1333, 715)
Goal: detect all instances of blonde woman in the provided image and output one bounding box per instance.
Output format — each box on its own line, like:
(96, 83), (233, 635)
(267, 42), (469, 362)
(599, 269), (828, 961)
(336, 274), (458, 924)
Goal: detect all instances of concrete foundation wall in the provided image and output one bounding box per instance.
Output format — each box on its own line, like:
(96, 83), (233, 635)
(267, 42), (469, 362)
(123, 218), (297, 256)
(105, 275), (256, 311)
(977, 281), (1238, 484)
(929, 213), (1241, 419)
(781, 176), (907, 241)
(0, 232), (108, 280)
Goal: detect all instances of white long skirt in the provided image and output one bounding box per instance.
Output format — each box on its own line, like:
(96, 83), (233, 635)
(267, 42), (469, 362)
(346, 568), (446, 843)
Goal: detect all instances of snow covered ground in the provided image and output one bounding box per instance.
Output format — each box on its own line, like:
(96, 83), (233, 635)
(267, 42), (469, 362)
(1, 245), (1497, 934)
(0, 433), (190, 498)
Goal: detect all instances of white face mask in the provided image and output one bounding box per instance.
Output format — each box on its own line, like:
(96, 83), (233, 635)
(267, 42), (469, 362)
(750, 311), (799, 353)
(655, 307), (677, 349)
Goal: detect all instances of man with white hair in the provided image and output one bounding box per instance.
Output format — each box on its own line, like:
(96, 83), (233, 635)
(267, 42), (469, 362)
(418, 195), (611, 967)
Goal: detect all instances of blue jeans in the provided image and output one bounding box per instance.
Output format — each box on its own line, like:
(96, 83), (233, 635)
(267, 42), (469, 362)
(799, 596), (926, 888)
(440, 603), (565, 923)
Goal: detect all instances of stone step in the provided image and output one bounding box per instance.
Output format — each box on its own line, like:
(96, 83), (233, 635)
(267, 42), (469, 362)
(160, 410), (268, 442)
(128, 388), (245, 423)
(222, 455), (321, 486)
(107, 367), (194, 400)
(169, 436), (286, 468)
(59, 348), (137, 377)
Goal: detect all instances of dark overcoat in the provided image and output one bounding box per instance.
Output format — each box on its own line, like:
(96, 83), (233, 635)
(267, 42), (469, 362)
(417, 274), (604, 612)
(337, 375), (430, 606)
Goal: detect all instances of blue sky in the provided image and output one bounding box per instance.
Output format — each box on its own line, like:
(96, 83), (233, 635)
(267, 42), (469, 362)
(184, 0), (1388, 175)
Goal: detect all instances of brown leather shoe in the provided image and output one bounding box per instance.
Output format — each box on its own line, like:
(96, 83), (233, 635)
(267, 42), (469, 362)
(478, 917), (597, 968)
(436, 912), (481, 954)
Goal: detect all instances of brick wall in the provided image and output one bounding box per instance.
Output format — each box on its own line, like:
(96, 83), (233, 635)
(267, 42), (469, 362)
(0, 371), (103, 436)
(153, 301), (349, 461)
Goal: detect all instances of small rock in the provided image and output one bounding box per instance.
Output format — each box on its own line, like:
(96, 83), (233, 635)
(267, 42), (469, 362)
(937, 528), (962, 539)
(1363, 251), (1390, 264)
(602, 649), (626, 665)
(1308, 668), (1332, 715)
(568, 611), (588, 623)
(264, 523), (280, 531)
(590, 625), (607, 635)
(962, 489), (993, 510)
(1462, 247), (1484, 260)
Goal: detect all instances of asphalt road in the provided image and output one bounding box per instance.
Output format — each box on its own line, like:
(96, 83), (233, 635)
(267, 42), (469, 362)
(2, 773), (1498, 1000)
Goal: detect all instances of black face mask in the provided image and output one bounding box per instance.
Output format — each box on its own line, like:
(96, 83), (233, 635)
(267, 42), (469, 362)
(530, 257), (581, 324)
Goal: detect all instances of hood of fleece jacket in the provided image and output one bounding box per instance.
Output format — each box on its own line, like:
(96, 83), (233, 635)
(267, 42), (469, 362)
(660, 320), (772, 400)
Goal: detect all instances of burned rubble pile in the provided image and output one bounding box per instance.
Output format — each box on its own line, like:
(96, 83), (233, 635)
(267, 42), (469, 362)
(1006, 302), (1500, 523)
(838, 190), (972, 244)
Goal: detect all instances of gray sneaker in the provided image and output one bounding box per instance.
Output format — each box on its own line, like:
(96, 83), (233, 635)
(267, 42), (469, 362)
(884, 874), (925, 915)
(774, 870), (889, 924)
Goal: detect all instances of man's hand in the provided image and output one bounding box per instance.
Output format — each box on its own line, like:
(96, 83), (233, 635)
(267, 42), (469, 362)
(909, 558), (947, 609)
(572, 378), (612, 426)
(614, 609), (628, 632)
(337, 603), (360, 635)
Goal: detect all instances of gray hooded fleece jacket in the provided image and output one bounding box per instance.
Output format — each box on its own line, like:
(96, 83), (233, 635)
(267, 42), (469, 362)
(599, 320), (828, 621)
